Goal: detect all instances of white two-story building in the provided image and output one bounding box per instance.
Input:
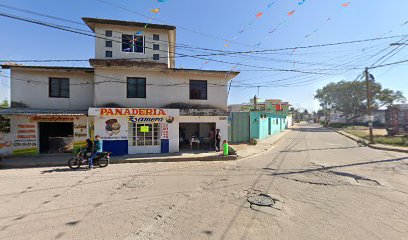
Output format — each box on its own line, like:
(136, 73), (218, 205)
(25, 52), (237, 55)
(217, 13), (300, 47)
(0, 18), (239, 156)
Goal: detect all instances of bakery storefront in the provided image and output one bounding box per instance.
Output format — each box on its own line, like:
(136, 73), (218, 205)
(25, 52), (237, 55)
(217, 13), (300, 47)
(88, 108), (180, 156)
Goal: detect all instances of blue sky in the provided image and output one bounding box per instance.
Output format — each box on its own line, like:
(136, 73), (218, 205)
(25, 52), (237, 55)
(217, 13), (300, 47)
(1, 0), (408, 111)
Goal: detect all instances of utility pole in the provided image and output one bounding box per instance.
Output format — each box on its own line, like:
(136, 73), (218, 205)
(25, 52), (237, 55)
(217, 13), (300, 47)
(365, 67), (374, 143)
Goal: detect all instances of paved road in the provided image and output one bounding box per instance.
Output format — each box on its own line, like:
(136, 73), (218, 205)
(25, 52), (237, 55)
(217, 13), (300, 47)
(1, 124), (407, 240)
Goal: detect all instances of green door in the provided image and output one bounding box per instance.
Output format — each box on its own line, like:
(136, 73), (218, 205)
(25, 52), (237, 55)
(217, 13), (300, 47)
(230, 112), (250, 143)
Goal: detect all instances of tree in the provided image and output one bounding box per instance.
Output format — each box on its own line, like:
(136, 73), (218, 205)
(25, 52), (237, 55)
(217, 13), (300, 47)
(0, 99), (10, 132)
(314, 80), (406, 123)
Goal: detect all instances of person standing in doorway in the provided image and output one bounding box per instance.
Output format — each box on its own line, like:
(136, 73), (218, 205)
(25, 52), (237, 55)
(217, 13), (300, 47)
(215, 129), (221, 152)
(209, 128), (215, 150)
(89, 135), (103, 170)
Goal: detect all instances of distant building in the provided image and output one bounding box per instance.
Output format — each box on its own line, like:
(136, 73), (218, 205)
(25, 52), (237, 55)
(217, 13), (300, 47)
(329, 110), (385, 125)
(228, 98), (292, 143)
(385, 104), (408, 135)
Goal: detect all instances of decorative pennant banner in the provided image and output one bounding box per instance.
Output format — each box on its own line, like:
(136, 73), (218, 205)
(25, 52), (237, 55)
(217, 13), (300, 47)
(256, 12), (263, 18)
(151, 8), (160, 13)
(298, 0), (306, 5)
(341, 2), (351, 7)
(288, 10), (296, 16)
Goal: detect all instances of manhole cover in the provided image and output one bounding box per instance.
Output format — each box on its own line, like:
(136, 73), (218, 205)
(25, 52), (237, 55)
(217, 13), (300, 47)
(247, 193), (275, 206)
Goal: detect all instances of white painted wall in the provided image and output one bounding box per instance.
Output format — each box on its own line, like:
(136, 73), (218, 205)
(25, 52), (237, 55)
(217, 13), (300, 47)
(94, 25), (170, 65)
(178, 116), (228, 145)
(11, 69), (94, 110)
(94, 68), (229, 110)
(286, 115), (293, 128)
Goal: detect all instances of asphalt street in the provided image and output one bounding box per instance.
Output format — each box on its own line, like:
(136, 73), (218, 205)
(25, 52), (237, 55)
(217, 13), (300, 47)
(1, 124), (407, 240)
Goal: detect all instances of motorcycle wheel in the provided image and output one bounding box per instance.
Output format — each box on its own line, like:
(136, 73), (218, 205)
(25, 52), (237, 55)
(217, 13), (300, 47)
(98, 157), (109, 168)
(68, 157), (81, 169)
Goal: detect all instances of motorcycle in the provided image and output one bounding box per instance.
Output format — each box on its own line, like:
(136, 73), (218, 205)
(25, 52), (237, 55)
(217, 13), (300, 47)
(68, 148), (111, 169)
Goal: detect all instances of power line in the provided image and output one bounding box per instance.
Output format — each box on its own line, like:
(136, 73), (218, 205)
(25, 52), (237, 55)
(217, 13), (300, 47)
(0, 11), (342, 75)
(370, 58), (408, 69)
(93, 0), (254, 48)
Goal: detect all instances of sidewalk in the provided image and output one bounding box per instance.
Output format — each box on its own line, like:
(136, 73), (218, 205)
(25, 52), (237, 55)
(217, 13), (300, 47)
(0, 129), (292, 168)
(0, 151), (236, 169)
(231, 128), (292, 159)
(334, 129), (408, 153)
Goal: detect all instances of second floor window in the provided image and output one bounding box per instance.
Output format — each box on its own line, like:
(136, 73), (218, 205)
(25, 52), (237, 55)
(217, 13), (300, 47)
(189, 80), (207, 100)
(127, 77), (146, 98)
(49, 78), (69, 98)
(122, 34), (144, 53)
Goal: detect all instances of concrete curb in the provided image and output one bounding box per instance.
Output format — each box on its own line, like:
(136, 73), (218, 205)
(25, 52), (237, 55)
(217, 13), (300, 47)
(111, 155), (238, 164)
(330, 128), (408, 154)
(236, 129), (292, 161)
(0, 155), (238, 169)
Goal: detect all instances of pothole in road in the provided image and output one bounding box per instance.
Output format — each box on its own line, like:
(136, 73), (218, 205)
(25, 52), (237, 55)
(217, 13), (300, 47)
(328, 171), (381, 186)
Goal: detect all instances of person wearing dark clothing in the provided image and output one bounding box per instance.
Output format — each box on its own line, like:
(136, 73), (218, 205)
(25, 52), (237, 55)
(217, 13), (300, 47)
(81, 139), (94, 163)
(215, 129), (221, 151)
(89, 135), (103, 170)
(85, 139), (93, 153)
(209, 128), (215, 150)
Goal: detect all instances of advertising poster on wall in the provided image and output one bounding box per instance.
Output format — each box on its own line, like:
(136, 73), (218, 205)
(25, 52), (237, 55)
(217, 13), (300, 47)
(0, 132), (12, 157)
(11, 116), (38, 156)
(73, 116), (88, 152)
(161, 124), (169, 139)
(94, 116), (128, 140)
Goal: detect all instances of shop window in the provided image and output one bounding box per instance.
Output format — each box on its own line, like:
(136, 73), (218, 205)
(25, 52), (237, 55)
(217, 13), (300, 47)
(189, 80), (207, 100)
(49, 78), (69, 98)
(122, 34), (144, 53)
(128, 123), (160, 146)
(127, 77), (146, 98)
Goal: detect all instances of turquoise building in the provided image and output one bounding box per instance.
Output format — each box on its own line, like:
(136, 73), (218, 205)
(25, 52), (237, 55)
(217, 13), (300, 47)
(229, 111), (289, 143)
(228, 98), (291, 143)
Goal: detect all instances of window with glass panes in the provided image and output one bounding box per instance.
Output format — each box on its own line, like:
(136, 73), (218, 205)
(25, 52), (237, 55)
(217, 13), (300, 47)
(128, 123), (160, 146)
(49, 78), (69, 98)
(127, 77), (146, 98)
(122, 34), (144, 53)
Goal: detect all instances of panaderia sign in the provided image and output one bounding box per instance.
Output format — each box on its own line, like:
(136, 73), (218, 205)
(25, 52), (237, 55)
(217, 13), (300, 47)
(88, 108), (179, 123)
(89, 108), (167, 116)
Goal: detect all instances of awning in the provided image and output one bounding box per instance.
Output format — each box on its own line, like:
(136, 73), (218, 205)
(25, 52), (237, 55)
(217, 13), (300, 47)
(0, 108), (88, 116)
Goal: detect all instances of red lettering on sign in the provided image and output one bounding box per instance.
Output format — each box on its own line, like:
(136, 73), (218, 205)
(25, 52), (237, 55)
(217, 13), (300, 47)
(115, 109), (123, 115)
(100, 109), (108, 115)
(158, 109), (166, 115)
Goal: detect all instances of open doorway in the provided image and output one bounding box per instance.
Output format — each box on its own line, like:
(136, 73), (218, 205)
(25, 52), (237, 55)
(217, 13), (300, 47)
(39, 122), (74, 153)
(179, 123), (216, 152)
